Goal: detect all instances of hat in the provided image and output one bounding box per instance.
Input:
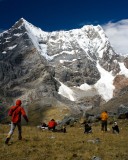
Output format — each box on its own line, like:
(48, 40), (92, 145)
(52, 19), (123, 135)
(114, 122), (117, 125)
(16, 99), (22, 106)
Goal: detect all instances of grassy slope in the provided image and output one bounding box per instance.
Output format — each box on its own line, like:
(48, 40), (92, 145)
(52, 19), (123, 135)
(0, 120), (128, 160)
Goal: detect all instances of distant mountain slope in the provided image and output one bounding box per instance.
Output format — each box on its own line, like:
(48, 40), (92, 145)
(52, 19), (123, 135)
(0, 18), (128, 122)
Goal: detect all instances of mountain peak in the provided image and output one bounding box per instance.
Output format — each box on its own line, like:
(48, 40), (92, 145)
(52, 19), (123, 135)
(11, 17), (29, 29)
(20, 17), (26, 21)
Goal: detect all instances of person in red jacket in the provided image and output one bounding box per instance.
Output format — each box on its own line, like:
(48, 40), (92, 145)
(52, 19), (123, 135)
(48, 119), (57, 131)
(5, 99), (28, 144)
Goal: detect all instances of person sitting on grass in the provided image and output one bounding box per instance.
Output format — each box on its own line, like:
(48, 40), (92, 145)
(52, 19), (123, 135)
(41, 122), (48, 130)
(84, 122), (92, 134)
(48, 119), (57, 131)
(112, 122), (119, 134)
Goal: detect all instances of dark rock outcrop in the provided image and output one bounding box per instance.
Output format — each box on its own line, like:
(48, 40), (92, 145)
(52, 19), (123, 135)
(0, 19), (60, 107)
(118, 104), (128, 119)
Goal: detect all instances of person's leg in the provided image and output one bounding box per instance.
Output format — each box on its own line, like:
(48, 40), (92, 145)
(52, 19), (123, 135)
(17, 122), (22, 140)
(115, 126), (119, 133)
(84, 127), (87, 133)
(48, 127), (52, 130)
(52, 126), (56, 132)
(117, 126), (119, 133)
(63, 127), (66, 133)
(88, 126), (92, 133)
(5, 122), (16, 144)
(101, 121), (104, 131)
(104, 121), (107, 131)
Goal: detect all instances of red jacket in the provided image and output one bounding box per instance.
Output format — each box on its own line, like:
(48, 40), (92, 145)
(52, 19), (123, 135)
(48, 120), (57, 128)
(8, 100), (28, 123)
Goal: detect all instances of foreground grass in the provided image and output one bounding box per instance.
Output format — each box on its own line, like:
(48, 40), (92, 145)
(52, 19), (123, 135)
(0, 120), (128, 160)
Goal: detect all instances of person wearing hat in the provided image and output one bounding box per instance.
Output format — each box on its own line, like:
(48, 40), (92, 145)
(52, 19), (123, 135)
(5, 99), (28, 144)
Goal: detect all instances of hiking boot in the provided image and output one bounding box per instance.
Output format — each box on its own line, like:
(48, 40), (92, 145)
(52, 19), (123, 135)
(18, 136), (22, 140)
(5, 138), (10, 145)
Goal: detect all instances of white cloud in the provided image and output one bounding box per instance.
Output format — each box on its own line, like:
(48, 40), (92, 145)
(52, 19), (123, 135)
(102, 19), (128, 55)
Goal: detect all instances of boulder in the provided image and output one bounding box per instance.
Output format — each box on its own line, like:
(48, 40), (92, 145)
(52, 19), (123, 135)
(118, 104), (128, 119)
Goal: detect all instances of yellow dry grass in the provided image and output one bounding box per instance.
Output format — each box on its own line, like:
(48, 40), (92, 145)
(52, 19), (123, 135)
(0, 120), (128, 160)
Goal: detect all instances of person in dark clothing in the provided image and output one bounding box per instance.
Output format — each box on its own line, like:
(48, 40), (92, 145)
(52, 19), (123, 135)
(40, 122), (48, 130)
(112, 122), (119, 134)
(84, 122), (92, 134)
(41, 122), (47, 127)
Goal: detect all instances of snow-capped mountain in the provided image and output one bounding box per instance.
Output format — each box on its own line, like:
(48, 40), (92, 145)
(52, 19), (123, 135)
(0, 18), (128, 115)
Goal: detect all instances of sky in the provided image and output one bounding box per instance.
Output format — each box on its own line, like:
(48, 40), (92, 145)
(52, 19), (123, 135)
(0, 0), (128, 55)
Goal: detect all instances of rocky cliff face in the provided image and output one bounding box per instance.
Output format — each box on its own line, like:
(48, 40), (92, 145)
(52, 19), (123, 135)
(124, 57), (128, 69)
(113, 75), (128, 97)
(0, 19), (59, 106)
(0, 18), (128, 121)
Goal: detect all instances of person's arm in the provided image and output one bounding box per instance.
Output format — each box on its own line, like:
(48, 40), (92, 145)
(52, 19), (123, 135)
(8, 106), (15, 116)
(100, 113), (102, 120)
(23, 115), (29, 122)
(21, 107), (29, 122)
(106, 114), (108, 119)
(8, 108), (13, 116)
(55, 122), (57, 126)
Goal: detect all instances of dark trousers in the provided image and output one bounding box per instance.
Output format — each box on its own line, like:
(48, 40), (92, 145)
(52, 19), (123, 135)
(5, 122), (22, 144)
(112, 126), (119, 133)
(48, 126), (56, 131)
(101, 120), (107, 131)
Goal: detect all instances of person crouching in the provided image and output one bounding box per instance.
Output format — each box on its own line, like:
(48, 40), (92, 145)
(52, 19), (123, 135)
(84, 122), (92, 134)
(48, 119), (57, 131)
(112, 122), (119, 134)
